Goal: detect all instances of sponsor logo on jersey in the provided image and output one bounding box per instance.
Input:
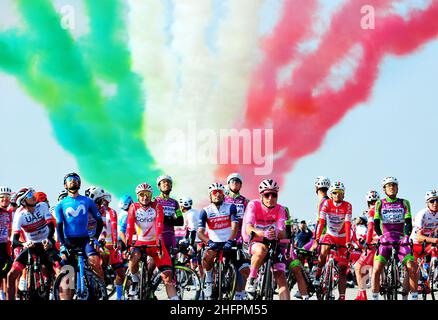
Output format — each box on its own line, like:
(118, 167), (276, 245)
(66, 204), (86, 218)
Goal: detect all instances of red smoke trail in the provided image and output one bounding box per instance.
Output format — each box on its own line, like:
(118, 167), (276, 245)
(216, 0), (438, 198)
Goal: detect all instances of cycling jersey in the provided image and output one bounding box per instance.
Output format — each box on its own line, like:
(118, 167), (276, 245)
(117, 209), (128, 240)
(55, 195), (101, 239)
(155, 195), (183, 251)
(126, 201), (164, 246)
(0, 207), (12, 244)
(224, 193), (249, 240)
(316, 199), (352, 241)
(198, 203), (238, 243)
(410, 208), (438, 244)
(366, 207), (378, 244)
(12, 202), (52, 242)
(241, 199), (287, 243)
(315, 196), (329, 236)
(183, 208), (201, 243)
(374, 197), (412, 236)
(99, 205), (118, 245)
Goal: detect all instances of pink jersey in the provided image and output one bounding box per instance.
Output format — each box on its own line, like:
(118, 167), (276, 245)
(317, 199), (352, 241)
(241, 199), (287, 243)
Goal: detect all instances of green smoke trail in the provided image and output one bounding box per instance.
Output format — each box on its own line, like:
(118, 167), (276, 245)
(0, 0), (161, 196)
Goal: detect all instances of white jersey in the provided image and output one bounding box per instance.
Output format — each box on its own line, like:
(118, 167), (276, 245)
(184, 208), (201, 243)
(12, 202), (52, 242)
(410, 208), (438, 244)
(198, 203), (238, 243)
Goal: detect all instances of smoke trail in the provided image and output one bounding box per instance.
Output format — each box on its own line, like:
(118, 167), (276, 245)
(0, 0), (160, 196)
(218, 0), (438, 198)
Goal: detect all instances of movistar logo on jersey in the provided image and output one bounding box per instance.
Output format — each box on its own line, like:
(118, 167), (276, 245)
(66, 205), (86, 218)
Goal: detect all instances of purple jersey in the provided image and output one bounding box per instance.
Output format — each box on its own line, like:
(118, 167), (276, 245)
(374, 197), (412, 238)
(155, 196), (180, 234)
(224, 194), (249, 240)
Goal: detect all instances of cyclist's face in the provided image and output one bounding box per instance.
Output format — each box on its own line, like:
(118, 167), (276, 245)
(228, 180), (242, 193)
(384, 183), (398, 198)
(210, 190), (224, 204)
(0, 194), (10, 208)
(137, 191), (152, 206)
(331, 190), (344, 203)
(427, 198), (438, 212)
(159, 180), (172, 194)
(261, 191), (278, 207)
(65, 177), (80, 192)
(25, 194), (37, 207)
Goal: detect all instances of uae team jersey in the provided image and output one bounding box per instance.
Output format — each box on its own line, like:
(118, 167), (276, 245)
(12, 202), (52, 242)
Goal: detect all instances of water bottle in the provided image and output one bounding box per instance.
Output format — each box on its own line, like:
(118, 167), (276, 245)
(18, 278), (27, 291)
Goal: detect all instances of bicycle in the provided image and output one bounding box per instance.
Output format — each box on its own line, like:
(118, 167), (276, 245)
(17, 244), (52, 301)
(202, 244), (238, 300)
(417, 242), (438, 300)
(315, 243), (349, 300)
(148, 244), (202, 300)
(53, 242), (108, 300)
(375, 240), (411, 300)
(286, 246), (318, 298)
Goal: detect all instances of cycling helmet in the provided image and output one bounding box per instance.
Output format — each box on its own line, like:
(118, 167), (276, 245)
(0, 186), (12, 196)
(63, 172), (81, 186)
(314, 176), (331, 189)
(425, 189), (438, 202)
(34, 192), (48, 203)
(208, 183), (225, 194)
(57, 189), (69, 202)
(118, 195), (133, 210)
(9, 192), (17, 205)
(136, 183), (153, 194)
(86, 186), (105, 202)
(258, 179), (279, 194)
(382, 176), (398, 188)
(366, 190), (380, 202)
(227, 173), (243, 184)
(16, 187), (36, 206)
(329, 181), (345, 194)
(156, 175), (173, 186)
(179, 197), (193, 209)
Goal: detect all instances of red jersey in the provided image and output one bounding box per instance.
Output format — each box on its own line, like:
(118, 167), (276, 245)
(316, 199), (352, 242)
(126, 201), (164, 246)
(366, 207), (378, 244)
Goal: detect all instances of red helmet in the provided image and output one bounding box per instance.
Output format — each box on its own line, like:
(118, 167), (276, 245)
(34, 191), (48, 203)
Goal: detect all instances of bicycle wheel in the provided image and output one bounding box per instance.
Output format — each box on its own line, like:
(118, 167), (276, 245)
(221, 262), (237, 300)
(175, 266), (202, 300)
(104, 266), (116, 298)
(390, 259), (399, 300)
(323, 262), (334, 300)
(138, 261), (152, 300)
(84, 269), (108, 300)
(287, 270), (296, 292)
(429, 259), (437, 300)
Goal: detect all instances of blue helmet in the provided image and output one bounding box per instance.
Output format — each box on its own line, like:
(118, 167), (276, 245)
(118, 194), (133, 210)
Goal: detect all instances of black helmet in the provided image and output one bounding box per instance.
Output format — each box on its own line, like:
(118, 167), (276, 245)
(63, 172), (81, 186)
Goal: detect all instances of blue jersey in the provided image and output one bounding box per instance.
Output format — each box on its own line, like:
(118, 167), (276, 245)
(55, 195), (101, 238)
(117, 209), (128, 240)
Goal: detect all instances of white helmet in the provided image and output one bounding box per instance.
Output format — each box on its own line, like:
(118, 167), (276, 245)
(102, 191), (112, 203)
(258, 179), (279, 194)
(86, 186), (105, 202)
(136, 183), (153, 194)
(227, 173), (243, 184)
(15, 187), (36, 206)
(0, 186), (12, 196)
(315, 176), (331, 189)
(208, 183), (225, 194)
(156, 175), (173, 186)
(366, 190), (380, 202)
(382, 176), (398, 187)
(329, 181), (345, 194)
(179, 197), (193, 208)
(425, 189), (438, 202)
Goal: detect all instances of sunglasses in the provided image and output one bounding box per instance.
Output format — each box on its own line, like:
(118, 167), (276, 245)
(263, 192), (278, 199)
(331, 191), (344, 195)
(211, 190), (224, 196)
(138, 191), (152, 198)
(429, 199), (438, 204)
(26, 191), (35, 199)
(0, 195), (10, 199)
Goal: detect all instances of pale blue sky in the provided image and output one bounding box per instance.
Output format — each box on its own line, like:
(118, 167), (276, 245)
(0, 0), (437, 221)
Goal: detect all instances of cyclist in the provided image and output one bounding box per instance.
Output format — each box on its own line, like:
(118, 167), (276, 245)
(371, 176), (418, 300)
(354, 190), (380, 300)
(0, 186), (13, 300)
(242, 179), (290, 300)
(197, 183), (239, 299)
(117, 194), (133, 251)
(179, 197), (202, 277)
(311, 181), (352, 300)
(6, 187), (57, 300)
(96, 191), (126, 300)
(410, 189), (438, 261)
(55, 172), (104, 296)
(126, 183), (179, 300)
(155, 175), (184, 254)
(224, 173), (250, 300)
